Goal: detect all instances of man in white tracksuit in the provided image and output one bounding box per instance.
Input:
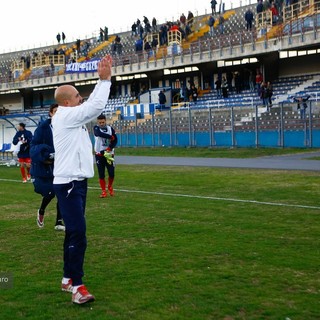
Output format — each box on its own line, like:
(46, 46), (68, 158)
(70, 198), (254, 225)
(52, 55), (112, 305)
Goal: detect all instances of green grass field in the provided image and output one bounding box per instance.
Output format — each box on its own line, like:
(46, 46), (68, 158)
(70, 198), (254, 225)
(0, 150), (319, 319)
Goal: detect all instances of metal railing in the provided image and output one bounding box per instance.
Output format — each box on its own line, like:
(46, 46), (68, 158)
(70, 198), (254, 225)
(99, 102), (320, 148)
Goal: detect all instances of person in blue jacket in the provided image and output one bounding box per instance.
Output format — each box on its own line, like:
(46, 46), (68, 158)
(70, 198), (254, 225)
(30, 104), (65, 231)
(12, 122), (33, 183)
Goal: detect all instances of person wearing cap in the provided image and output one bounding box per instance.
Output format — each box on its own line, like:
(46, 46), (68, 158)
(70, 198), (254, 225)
(12, 122), (33, 183)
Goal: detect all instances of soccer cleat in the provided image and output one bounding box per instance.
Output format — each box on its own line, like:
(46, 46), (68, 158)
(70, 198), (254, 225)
(108, 186), (114, 196)
(54, 224), (65, 231)
(37, 210), (44, 228)
(99, 190), (107, 198)
(61, 279), (73, 293)
(72, 285), (95, 304)
(22, 178), (27, 183)
(27, 174), (31, 181)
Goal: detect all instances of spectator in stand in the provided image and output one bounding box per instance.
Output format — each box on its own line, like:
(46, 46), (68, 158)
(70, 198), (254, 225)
(99, 28), (104, 42)
(145, 21), (152, 34)
(275, 0), (283, 16)
(187, 24), (193, 36)
(62, 32), (66, 43)
(245, 8), (254, 31)
(143, 16), (149, 26)
(255, 71), (263, 94)
(226, 71), (233, 93)
(234, 71), (241, 94)
(270, 2), (279, 25)
(294, 95), (310, 119)
(260, 82), (269, 110)
(187, 11), (194, 28)
(12, 123), (33, 183)
(257, 0), (264, 14)
(180, 13), (186, 26)
(151, 37), (158, 52)
(190, 84), (198, 103)
(211, 0), (217, 15)
(215, 76), (222, 98)
(266, 81), (273, 109)
(208, 15), (215, 37)
(138, 24), (144, 39)
(104, 26), (109, 41)
(158, 90), (167, 109)
(115, 35), (121, 43)
(135, 38), (143, 53)
(152, 17), (157, 32)
(144, 41), (152, 58)
(221, 76), (228, 98)
(76, 39), (81, 52)
(218, 15), (225, 34)
(131, 22), (138, 37)
(159, 24), (168, 45)
(56, 33), (61, 44)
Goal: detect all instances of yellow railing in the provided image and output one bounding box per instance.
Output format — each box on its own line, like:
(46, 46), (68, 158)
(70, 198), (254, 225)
(283, 0), (316, 22)
(11, 54), (65, 71)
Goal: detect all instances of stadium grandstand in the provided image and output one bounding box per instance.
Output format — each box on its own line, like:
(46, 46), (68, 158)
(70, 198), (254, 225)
(0, 0), (320, 160)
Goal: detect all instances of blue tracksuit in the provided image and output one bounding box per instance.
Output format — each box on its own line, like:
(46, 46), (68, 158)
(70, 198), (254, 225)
(30, 119), (55, 196)
(12, 129), (33, 159)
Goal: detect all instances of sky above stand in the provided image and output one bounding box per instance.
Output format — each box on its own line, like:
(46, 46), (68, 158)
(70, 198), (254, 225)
(1, 0), (246, 53)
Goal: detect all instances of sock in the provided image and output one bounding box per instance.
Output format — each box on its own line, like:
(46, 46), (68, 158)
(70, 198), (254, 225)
(20, 167), (26, 179)
(99, 178), (106, 191)
(108, 177), (114, 188)
(26, 167), (30, 175)
(62, 277), (71, 284)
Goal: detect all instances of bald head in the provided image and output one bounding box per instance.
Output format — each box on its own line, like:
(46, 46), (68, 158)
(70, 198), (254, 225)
(55, 85), (82, 107)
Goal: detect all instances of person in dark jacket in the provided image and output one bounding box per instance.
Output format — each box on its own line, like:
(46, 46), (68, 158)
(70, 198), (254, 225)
(158, 90), (167, 109)
(294, 95), (310, 119)
(245, 8), (254, 31)
(30, 104), (65, 230)
(210, 0), (217, 15)
(12, 122), (33, 183)
(190, 84), (198, 103)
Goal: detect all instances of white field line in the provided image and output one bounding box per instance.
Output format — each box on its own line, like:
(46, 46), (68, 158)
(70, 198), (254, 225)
(88, 186), (320, 211)
(1, 179), (319, 211)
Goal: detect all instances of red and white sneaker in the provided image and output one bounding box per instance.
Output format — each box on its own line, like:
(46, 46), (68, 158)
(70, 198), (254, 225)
(61, 279), (73, 293)
(72, 285), (95, 304)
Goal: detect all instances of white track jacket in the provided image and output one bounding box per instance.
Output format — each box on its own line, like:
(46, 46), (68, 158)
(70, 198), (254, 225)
(52, 80), (111, 184)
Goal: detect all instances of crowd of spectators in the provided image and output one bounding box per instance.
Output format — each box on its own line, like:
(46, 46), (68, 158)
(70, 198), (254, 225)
(3, 0), (314, 83)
